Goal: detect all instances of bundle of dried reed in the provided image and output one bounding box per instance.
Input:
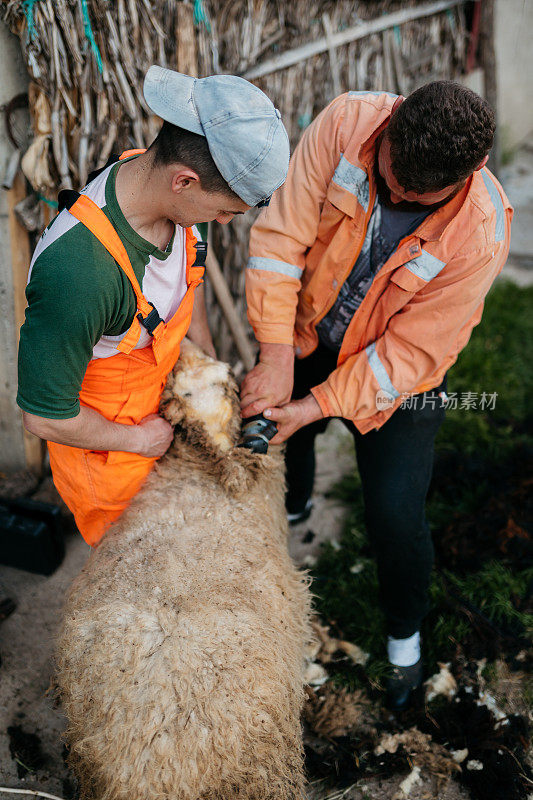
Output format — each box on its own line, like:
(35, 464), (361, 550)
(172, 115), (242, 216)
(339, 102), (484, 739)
(3, 0), (469, 360)
(210, 0), (469, 360)
(3, 0), (217, 190)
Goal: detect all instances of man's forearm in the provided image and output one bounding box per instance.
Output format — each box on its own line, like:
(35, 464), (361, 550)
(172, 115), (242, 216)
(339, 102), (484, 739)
(258, 341), (295, 365)
(23, 406), (144, 453)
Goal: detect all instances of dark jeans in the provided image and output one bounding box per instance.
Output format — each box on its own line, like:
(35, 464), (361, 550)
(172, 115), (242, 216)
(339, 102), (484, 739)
(286, 343), (446, 639)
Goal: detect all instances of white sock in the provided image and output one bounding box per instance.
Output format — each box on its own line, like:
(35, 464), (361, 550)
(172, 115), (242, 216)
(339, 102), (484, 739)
(387, 631), (421, 667)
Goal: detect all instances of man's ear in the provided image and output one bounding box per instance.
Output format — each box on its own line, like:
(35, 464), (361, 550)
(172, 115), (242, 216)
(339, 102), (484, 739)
(171, 168), (201, 194)
(474, 154), (490, 171)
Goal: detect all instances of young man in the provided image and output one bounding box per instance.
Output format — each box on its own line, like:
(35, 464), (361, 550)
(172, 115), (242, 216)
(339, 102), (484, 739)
(17, 66), (289, 548)
(241, 82), (512, 708)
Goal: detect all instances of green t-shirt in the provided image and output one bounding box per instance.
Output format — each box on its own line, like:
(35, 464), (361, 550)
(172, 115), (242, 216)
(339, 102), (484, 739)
(17, 158), (185, 419)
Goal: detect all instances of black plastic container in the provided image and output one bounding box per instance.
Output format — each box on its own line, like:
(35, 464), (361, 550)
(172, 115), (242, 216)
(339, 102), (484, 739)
(0, 497), (65, 575)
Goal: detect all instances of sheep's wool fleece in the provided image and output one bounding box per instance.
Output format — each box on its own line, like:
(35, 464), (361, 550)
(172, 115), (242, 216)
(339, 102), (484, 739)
(56, 341), (313, 800)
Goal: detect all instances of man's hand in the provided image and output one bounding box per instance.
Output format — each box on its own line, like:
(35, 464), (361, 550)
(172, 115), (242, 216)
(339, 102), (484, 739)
(241, 343), (295, 418)
(263, 394), (324, 444)
(133, 413), (174, 458)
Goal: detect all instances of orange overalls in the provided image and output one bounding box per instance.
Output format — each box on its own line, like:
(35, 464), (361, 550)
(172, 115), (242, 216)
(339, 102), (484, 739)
(47, 152), (205, 546)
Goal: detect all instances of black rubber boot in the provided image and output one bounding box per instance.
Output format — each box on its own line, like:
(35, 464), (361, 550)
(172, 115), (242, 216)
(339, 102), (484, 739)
(385, 658), (424, 711)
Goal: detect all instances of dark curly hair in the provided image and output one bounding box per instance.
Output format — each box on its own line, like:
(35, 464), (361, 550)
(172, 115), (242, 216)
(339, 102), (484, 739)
(386, 81), (495, 193)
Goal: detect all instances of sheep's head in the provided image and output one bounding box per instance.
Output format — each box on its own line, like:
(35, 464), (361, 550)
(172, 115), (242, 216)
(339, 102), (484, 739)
(160, 339), (241, 452)
(160, 341), (279, 497)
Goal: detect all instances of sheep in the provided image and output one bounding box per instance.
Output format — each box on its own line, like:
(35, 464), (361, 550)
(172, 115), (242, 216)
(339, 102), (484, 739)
(56, 340), (313, 800)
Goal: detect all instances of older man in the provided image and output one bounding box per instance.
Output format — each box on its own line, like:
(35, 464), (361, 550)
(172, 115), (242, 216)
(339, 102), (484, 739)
(241, 81), (512, 707)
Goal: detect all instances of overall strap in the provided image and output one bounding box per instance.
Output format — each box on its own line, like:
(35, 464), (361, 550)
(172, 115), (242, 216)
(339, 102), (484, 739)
(57, 149), (205, 356)
(119, 149), (146, 159)
(57, 190), (164, 352)
(184, 226), (208, 280)
(58, 192), (151, 314)
(85, 150), (146, 186)
(57, 147), (149, 307)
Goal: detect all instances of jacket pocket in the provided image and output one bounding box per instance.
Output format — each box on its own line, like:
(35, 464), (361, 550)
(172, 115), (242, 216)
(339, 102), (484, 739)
(316, 198), (345, 245)
(389, 265), (430, 293)
(378, 265), (429, 319)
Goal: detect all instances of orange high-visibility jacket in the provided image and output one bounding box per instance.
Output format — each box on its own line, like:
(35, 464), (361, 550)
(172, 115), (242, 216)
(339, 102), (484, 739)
(246, 92), (513, 433)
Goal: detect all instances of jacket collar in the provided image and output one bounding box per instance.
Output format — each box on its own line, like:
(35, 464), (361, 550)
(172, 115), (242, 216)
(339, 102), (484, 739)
(358, 114), (392, 167)
(415, 179), (473, 242)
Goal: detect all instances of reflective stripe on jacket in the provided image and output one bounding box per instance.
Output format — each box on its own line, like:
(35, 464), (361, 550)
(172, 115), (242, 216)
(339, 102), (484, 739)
(246, 92), (513, 433)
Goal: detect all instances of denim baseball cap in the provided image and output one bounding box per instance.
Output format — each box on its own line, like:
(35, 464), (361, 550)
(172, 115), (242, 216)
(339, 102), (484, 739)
(143, 65), (290, 207)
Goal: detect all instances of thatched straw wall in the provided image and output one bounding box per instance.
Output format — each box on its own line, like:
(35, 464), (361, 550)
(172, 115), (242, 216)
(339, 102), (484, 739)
(3, 0), (469, 362)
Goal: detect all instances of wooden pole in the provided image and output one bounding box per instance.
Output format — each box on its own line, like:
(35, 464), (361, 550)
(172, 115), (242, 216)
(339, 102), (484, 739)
(322, 13), (342, 98)
(243, 0), (467, 81)
(7, 170), (44, 475)
(176, 2), (198, 76)
(479, 0), (500, 177)
(205, 250), (256, 373)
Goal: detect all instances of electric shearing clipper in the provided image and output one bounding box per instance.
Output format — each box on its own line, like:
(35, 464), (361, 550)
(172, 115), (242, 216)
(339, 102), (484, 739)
(239, 414), (278, 454)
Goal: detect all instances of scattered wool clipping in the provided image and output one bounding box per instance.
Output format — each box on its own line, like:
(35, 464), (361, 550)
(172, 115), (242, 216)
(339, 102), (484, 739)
(424, 662), (458, 702)
(399, 766), (422, 797)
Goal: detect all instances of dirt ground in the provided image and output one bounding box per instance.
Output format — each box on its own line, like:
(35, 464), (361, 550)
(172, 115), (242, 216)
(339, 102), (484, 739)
(0, 484), (88, 798)
(308, 771), (471, 800)
(0, 140), (532, 799)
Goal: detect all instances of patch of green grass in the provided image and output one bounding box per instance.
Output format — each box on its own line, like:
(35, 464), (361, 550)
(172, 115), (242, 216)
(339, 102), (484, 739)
(435, 280), (533, 458)
(311, 532), (532, 683)
(481, 660), (499, 683)
(523, 675), (533, 711)
(424, 564), (533, 667)
(310, 281), (533, 687)
(446, 562), (533, 631)
(311, 530), (532, 687)
(311, 537), (387, 687)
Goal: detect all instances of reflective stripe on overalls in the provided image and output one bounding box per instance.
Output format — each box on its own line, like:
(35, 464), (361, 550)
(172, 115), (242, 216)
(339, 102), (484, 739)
(47, 151), (206, 546)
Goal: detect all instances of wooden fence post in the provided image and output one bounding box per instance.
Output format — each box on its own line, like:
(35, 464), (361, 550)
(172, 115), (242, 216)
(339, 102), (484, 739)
(479, 0), (500, 177)
(0, 20), (43, 475)
(6, 171), (44, 474)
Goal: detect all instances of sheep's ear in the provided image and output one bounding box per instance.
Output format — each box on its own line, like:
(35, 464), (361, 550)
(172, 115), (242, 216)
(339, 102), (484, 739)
(160, 396), (187, 426)
(219, 446), (272, 498)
